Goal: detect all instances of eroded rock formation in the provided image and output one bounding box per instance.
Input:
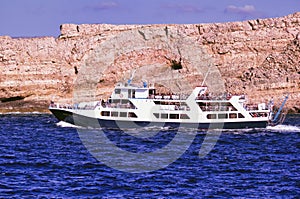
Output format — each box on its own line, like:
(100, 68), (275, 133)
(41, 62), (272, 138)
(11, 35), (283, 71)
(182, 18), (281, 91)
(0, 12), (299, 113)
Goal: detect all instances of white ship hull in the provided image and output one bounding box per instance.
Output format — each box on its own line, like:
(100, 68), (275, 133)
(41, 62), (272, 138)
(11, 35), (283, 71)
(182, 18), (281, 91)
(50, 84), (271, 129)
(50, 108), (268, 129)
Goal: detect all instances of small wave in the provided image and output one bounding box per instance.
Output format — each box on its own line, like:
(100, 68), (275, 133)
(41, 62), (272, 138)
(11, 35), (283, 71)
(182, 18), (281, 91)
(266, 124), (300, 132)
(55, 122), (300, 133)
(222, 128), (256, 134)
(56, 121), (82, 129)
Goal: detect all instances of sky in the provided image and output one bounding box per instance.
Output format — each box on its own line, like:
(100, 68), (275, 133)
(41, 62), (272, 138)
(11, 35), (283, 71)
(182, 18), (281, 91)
(0, 0), (299, 37)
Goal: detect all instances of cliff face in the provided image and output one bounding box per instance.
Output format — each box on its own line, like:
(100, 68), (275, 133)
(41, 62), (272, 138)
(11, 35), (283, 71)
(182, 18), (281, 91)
(0, 12), (299, 113)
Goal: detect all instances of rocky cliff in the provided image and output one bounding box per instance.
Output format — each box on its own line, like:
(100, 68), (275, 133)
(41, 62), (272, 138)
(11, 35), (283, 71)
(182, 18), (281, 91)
(0, 12), (299, 113)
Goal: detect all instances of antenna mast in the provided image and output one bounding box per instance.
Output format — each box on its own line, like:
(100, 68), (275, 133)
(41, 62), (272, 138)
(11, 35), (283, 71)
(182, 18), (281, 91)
(201, 67), (211, 86)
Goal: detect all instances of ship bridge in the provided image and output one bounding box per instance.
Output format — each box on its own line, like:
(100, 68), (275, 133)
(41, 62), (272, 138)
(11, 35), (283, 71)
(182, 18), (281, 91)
(111, 82), (155, 99)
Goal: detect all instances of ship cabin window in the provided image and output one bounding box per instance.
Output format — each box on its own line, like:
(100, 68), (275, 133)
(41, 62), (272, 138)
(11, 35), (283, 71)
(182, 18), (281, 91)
(154, 101), (161, 105)
(229, 113), (237, 118)
(153, 113), (159, 118)
(198, 102), (237, 112)
(238, 113), (245, 118)
(111, 111), (118, 117)
(161, 113), (168, 119)
(115, 89), (121, 94)
(120, 112), (127, 117)
(170, 114), (179, 119)
(249, 112), (268, 117)
(149, 89), (155, 95)
(112, 99), (120, 104)
(149, 89), (155, 99)
(218, 113), (228, 119)
(101, 111), (110, 116)
(128, 89), (136, 98)
(198, 102), (207, 111)
(180, 114), (190, 119)
(108, 99), (136, 109)
(128, 112), (137, 118)
(207, 114), (217, 119)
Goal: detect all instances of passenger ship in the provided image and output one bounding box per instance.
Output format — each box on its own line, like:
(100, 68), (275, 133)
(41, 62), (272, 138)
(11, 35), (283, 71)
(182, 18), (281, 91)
(49, 80), (287, 129)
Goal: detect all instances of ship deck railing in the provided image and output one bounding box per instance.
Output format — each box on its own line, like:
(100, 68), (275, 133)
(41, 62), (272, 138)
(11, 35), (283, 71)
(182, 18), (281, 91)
(149, 95), (236, 101)
(49, 103), (99, 110)
(102, 103), (136, 109)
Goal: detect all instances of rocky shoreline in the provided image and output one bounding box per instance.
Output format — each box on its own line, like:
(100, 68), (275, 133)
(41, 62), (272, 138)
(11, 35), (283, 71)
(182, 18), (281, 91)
(0, 12), (299, 114)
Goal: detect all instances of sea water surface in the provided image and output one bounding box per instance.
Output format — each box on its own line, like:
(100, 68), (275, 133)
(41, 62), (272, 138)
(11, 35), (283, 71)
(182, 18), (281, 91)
(0, 114), (299, 198)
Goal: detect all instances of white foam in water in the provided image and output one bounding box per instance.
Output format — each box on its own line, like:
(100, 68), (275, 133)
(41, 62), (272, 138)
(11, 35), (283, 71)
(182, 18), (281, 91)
(54, 121), (300, 133)
(266, 124), (300, 132)
(56, 121), (82, 128)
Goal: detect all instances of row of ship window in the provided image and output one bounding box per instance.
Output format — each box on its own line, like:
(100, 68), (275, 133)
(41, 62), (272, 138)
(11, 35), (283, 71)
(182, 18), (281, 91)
(100, 111), (190, 119)
(207, 113), (245, 119)
(100, 111), (269, 120)
(152, 113), (245, 119)
(197, 102), (237, 112)
(101, 111), (137, 118)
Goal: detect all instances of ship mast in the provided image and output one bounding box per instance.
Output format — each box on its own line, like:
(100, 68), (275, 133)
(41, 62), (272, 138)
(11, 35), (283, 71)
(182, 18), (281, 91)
(201, 67), (211, 87)
(127, 69), (136, 85)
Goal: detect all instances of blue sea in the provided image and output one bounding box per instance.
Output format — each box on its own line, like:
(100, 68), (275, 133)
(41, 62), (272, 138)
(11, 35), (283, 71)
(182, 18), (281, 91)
(0, 113), (299, 198)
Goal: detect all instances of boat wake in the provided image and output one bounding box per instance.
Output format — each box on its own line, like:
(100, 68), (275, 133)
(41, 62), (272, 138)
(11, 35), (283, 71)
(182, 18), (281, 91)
(217, 124), (300, 134)
(55, 121), (300, 134)
(266, 124), (300, 132)
(56, 121), (83, 129)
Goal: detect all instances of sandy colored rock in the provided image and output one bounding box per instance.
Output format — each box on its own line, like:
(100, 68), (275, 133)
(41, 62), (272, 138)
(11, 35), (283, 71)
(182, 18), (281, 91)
(0, 12), (299, 113)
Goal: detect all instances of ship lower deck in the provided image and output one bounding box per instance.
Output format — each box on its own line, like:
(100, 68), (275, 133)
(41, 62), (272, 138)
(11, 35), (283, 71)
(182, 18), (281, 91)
(50, 108), (268, 130)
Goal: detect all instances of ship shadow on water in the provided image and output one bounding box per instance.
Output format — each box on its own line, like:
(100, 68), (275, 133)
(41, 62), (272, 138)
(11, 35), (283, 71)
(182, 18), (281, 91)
(75, 122), (197, 154)
(100, 127), (178, 153)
